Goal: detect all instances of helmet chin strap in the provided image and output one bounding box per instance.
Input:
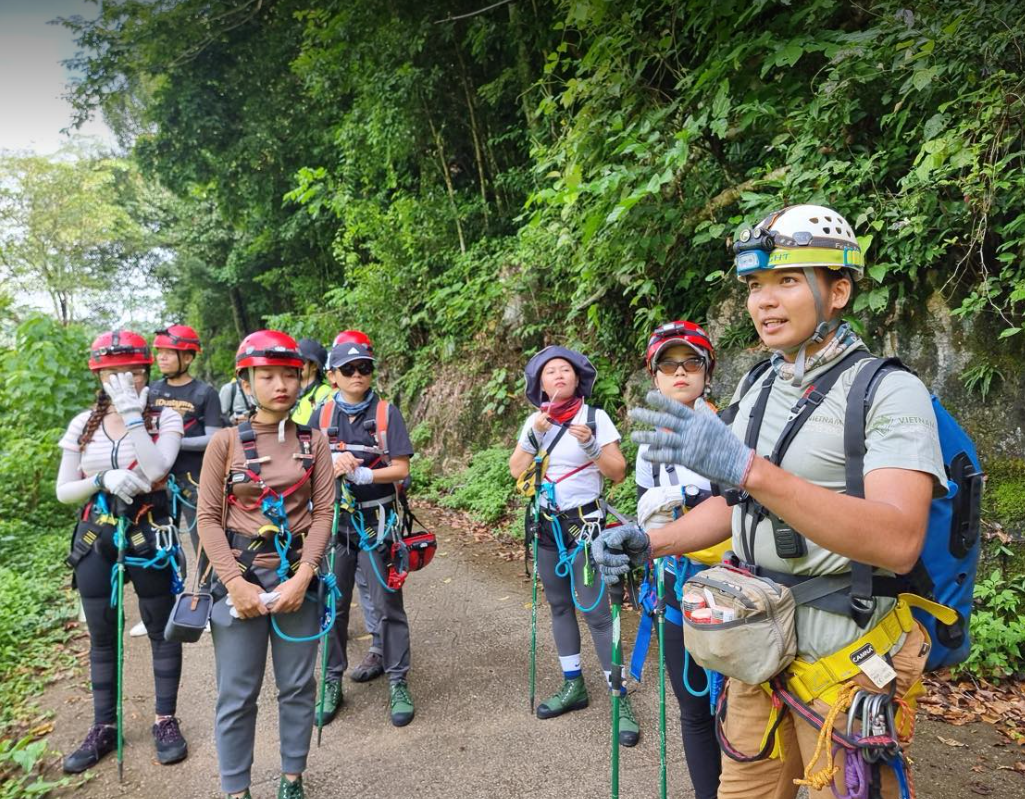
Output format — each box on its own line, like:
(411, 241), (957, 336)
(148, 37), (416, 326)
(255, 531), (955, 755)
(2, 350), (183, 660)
(163, 351), (189, 380)
(783, 267), (841, 386)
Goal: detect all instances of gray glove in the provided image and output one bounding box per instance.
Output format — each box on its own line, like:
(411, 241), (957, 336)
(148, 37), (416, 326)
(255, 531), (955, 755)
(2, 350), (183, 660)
(346, 466), (375, 485)
(102, 372), (148, 423)
(592, 523), (651, 585)
(101, 469), (152, 504)
(630, 390), (755, 489)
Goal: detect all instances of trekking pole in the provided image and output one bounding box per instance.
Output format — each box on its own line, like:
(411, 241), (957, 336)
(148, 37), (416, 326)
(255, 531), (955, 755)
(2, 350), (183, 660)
(609, 565), (625, 799)
(529, 454), (542, 714)
(317, 479), (342, 747)
(114, 508), (128, 783)
(656, 557), (667, 799)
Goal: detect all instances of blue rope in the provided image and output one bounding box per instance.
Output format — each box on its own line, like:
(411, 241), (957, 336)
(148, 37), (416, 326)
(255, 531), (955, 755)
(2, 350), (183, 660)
(888, 753), (912, 799)
(257, 492), (343, 643)
(339, 482), (400, 594)
(167, 474), (197, 533)
(542, 482), (606, 613)
(108, 522), (184, 607)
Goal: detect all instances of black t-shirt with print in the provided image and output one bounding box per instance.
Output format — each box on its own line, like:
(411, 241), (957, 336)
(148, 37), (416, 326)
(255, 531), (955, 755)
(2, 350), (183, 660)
(149, 377), (221, 481)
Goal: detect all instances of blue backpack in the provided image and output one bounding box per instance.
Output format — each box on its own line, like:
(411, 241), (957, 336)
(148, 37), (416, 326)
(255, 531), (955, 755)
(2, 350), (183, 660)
(845, 358), (983, 670)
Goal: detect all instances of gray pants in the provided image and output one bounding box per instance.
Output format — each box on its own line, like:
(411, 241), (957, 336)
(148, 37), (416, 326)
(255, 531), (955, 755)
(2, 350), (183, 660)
(210, 589), (320, 794)
(537, 543), (613, 673)
(327, 539), (410, 683)
(354, 560), (382, 655)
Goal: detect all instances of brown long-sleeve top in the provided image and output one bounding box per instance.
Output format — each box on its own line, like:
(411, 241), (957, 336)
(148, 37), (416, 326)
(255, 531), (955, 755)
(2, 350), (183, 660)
(196, 421), (335, 586)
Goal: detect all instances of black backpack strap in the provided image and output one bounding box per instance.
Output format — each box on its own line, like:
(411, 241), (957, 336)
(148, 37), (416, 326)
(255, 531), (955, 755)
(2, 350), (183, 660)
(295, 424), (315, 472)
(718, 359), (772, 427)
(237, 421), (262, 477)
(844, 357), (909, 627)
(586, 404), (597, 437)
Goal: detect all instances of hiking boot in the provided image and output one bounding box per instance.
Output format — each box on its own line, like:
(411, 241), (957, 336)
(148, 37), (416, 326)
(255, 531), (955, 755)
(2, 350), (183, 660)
(152, 716), (188, 764)
(63, 724), (117, 773)
(315, 679), (343, 727)
(617, 693), (640, 747)
(389, 680), (415, 727)
(350, 650), (384, 683)
(277, 775), (305, 799)
(536, 676), (588, 720)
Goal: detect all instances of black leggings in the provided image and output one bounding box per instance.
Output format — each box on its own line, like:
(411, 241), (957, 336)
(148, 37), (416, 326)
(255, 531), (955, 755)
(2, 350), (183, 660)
(663, 570), (721, 799)
(75, 542), (182, 724)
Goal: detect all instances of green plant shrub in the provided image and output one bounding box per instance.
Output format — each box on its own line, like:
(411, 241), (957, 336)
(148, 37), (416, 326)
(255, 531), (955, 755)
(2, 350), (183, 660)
(434, 447), (517, 525)
(953, 568), (1025, 681)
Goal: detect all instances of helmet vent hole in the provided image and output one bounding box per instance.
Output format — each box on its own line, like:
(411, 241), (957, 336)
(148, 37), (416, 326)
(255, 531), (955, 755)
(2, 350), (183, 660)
(810, 217), (819, 224)
(825, 215), (833, 222)
(823, 226), (831, 234)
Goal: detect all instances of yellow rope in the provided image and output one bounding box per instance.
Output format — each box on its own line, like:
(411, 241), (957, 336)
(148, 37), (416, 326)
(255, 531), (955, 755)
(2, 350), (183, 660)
(793, 681), (860, 791)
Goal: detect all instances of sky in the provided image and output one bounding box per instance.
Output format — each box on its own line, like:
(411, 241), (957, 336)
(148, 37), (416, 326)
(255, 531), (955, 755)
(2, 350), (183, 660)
(0, 0), (117, 154)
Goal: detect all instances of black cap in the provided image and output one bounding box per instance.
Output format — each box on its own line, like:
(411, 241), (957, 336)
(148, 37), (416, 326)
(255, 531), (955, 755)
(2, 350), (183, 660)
(327, 342), (376, 369)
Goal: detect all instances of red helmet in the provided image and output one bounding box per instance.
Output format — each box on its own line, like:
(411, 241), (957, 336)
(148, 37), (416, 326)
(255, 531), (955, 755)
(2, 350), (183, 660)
(333, 329), (374, 355)
(88, 330), (153, 372)
(645, 320), (716, 377)
(154, 324), (202, 353)
(235, 330), (304, 371)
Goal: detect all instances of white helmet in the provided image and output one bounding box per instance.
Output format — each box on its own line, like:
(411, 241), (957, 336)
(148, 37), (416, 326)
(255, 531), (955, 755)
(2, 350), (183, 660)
(732, 204), (863, 385)
(734, 204), (864, 281)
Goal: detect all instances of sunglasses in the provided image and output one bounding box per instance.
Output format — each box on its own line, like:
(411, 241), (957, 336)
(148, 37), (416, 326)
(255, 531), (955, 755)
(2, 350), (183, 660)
(656, 357), (706, 376)
(337, 361), (374, 377)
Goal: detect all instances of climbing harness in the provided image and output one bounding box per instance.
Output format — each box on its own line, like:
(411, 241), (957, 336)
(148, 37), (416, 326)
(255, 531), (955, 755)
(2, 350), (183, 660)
(540, 481), (606, 613)
(167, 473), (198, 535)
(223, 422), (341, 644)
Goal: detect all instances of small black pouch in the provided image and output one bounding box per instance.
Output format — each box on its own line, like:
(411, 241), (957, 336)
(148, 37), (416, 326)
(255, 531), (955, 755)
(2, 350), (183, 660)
(163, 590), (213, 643)
(164, 542), (214, 643)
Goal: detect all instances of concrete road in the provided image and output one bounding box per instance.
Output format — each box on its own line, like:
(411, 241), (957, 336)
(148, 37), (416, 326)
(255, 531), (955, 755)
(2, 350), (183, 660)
(44, 508), (1025, 799)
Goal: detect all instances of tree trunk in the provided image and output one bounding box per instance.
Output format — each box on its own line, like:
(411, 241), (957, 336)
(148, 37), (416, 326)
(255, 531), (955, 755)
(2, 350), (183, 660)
(455, 46), (491, 228)
(424, 104), (467, 255)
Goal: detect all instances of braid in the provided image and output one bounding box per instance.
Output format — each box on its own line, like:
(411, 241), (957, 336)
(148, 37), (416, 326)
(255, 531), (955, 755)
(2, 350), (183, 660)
(78, 390), (111, 448)
(144, 389), (159, 436)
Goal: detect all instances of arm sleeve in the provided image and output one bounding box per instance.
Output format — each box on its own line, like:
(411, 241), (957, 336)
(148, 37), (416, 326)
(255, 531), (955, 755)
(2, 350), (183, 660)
(128, 408), (183, 482)
(300, 432), (336, 571)
(385, 405), (414, 458)
(864, 370), (947, 497)
(55, 448), (98, 505)
(196, 429), (239, 585)
(180, 387), (223, 451)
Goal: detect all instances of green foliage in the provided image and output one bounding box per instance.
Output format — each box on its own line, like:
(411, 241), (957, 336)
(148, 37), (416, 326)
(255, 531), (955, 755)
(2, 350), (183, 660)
(0, 316), (88, 738)
(433, 447), (517, 524)
(0, 737), (77, 799)
(953, 569), (1025, 681)
(982, 459), (1025, 534)
(960, 362), (1004, 401)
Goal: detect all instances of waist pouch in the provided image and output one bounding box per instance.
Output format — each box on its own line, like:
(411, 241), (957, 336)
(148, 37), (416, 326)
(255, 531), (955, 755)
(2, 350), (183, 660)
(681, 564), (797, 685)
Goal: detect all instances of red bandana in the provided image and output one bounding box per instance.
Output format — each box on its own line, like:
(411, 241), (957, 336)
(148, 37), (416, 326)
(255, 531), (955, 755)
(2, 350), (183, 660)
(542, 395), (583, 425)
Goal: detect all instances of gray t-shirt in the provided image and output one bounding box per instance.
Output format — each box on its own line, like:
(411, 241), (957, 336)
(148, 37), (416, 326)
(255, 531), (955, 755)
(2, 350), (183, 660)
(727, 347), (946, 660)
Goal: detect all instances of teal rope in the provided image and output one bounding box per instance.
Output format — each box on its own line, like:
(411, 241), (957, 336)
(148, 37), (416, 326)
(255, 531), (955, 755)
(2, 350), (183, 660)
(542, 482), (606, 613)
(166, 474), (198, 533)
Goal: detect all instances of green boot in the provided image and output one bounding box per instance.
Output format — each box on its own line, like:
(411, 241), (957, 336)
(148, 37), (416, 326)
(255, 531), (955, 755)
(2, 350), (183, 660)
(390, 680), (415, 727)
(277, 775), (305, 799)
(536, 676), (589, 720)
(315, 679), (342, 727)
(617, 692), (640, 747)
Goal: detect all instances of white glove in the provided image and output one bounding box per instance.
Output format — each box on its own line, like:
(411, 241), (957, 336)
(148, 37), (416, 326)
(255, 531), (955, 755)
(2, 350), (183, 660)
(636, 485), (684, 530)
(101, 469), (152, 504)
(227, 591), (279, 619)
(346, 466), (375, 485)
(102, 372), (149, 422)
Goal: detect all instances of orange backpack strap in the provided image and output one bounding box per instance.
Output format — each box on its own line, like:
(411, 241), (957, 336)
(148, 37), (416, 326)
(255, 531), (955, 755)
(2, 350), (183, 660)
(375, 400), (391, 465)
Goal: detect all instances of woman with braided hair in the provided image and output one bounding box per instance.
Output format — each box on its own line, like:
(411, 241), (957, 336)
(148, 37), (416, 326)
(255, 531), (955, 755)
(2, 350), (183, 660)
(56, 330), (186, 773)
